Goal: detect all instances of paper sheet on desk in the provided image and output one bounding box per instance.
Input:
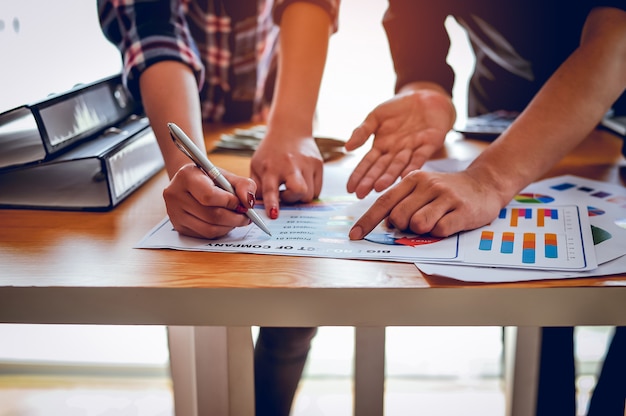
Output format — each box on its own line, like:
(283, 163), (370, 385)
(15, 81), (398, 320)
(137, 160), (463, 262)
(136, 180), (598, 271)
(136, 207), (594, 269)
(136, 195), (461, 263)
(417, 255), (626, 283)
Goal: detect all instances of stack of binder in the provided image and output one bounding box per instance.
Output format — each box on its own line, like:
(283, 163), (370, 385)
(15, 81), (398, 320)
(0, 74), (164, 210)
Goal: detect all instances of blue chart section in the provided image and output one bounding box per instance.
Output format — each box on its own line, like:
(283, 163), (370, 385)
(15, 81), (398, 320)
(522, 233), (536, 264)
(551, 182), (576, 191)
(479, 231), (493, 250)
(544, 234), (558, 258)
(500, 232), (514, 254)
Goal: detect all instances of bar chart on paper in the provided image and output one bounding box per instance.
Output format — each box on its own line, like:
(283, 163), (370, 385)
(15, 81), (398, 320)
(461, 205), (594, 270)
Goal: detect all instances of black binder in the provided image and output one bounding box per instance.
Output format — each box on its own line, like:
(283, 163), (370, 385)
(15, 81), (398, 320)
(0, 74), (135, 170)
(0, 117), (164, 211)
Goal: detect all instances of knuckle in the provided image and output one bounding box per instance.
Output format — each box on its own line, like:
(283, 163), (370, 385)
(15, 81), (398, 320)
(162, 186), (173, 201)
(431, 222), (453, 238)
(376, 190), (396, 206)
(403, 170), (424, 185)
(424, 176), (454, 196)
(409, 216), (431, 235)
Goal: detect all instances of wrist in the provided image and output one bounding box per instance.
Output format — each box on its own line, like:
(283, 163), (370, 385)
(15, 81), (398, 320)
(466, 158), (521, 208)
(399, 83), (456, 130)
(163, 153), (196, 179)
(265, 111), (315, 141)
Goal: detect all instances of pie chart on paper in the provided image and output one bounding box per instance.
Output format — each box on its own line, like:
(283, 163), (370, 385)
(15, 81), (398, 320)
(514, 193), (555, 204)
(587, 206), (605, 217)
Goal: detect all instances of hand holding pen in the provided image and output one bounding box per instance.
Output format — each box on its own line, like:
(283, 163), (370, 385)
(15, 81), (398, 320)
(167, 123), (272, 237)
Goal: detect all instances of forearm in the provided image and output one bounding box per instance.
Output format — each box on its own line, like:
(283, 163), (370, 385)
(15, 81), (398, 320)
(468, 7), (626, 206)
(139, 61), (204, 179)
(266, 2), (332, 138)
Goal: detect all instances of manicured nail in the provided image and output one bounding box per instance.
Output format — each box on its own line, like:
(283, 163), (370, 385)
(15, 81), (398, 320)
(269, 206), (278, 220)
(349, 225), (363, 240)
(247, 192), (256, 208)
(235, 204), (248, 214)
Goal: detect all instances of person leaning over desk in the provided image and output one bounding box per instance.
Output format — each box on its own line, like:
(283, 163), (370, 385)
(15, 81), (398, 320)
(345, 1), (626, 415)
(98, 0), (338, 414)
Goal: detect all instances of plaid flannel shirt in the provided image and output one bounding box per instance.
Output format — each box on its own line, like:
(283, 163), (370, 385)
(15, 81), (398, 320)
(98, 0), (339, 122)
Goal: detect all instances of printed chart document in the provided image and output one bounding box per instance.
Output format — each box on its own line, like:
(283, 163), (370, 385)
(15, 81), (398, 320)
(418, 175), (626, 282)
(137, 195), (461, 263)
(136, 174), (599, 272)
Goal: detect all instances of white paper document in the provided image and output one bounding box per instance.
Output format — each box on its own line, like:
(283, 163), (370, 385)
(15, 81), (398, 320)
(137, 195), (461, 263)
(417, 254), (626, 283)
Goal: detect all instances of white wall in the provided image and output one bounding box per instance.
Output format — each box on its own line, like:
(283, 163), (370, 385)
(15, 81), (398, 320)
(0, 1), (121, 113)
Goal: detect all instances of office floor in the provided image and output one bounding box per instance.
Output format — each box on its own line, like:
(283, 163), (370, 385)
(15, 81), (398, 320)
(0, 376), (505, 416)
(0, 376), (609, 416)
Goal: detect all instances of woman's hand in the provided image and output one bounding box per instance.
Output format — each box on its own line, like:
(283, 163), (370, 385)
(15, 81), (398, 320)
(163, 164), (257, 239)
(250, 134), (323, 219)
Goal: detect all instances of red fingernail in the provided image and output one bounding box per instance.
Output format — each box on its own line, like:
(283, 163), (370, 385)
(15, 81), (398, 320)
(235, 204), (248, 214)
(248, 192), (256, 208)
(269, 206), (278, 220)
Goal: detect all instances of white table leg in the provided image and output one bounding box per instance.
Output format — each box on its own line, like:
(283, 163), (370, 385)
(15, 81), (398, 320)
(168, 326), (255, 416)
(354, 326), (386, 416)
(504, 326), (542, 416)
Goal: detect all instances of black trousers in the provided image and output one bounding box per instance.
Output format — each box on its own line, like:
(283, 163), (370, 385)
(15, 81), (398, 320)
(254, 327), (317, 416)
(537, 326), (625, 416)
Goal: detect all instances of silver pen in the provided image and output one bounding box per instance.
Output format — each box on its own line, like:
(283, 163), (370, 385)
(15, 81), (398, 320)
(167, 122), (272, 236)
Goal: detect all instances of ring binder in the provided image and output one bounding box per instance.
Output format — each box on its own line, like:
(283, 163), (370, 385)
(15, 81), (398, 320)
(0, 117), (164, 211)
(0, 74), (136, 170)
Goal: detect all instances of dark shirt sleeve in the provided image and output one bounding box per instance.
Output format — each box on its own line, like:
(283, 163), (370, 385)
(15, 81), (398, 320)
(272, 0), (340, 32)
(383, 0), (454, 94)
(97, 0), (204, 102)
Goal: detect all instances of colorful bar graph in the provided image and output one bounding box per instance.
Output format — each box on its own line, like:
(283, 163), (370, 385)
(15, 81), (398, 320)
(500, 232), (514, 254)
(479, 231), (494, 251)
(510, 208), (532, 227)
(537, 208), (558, 227)
(522, 233), (536, 264)
(544, 233), (558, 258)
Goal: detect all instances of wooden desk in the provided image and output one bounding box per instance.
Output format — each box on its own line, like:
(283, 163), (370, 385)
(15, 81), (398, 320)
(1, 125), (625, 416)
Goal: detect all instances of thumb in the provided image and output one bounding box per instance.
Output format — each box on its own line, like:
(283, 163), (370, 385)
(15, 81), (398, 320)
(345, 111), (379, 151)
